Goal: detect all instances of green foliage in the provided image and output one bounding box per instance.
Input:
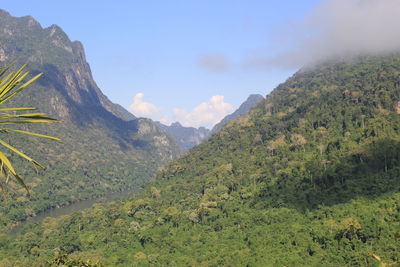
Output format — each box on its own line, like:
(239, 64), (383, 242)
(370, 253), (400, 267)
(46, 251), (104, 267)
(2, 55), (400, 266)
(0, 64), (59, 195)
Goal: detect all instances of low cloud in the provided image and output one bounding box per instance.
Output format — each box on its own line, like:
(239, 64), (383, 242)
(198, 54), (230, 72)
(128, 94), (233, 129)
(173, 95), (233, 128)
(128, 93), (160, 117)
(247, 0), (400, 69)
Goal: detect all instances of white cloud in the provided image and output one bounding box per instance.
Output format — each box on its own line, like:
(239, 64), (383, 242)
(173, 95), (233, 128)
(128, 93), (233, 129)
(158, 115), (173, 126)
(246, 0), (400, 69)
(128, 93), (160, 117)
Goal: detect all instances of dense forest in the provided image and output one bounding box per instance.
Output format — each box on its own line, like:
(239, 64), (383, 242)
(0, 54), (399, 266)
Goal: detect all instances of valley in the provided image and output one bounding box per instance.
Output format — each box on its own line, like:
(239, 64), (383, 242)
(0, 4), (399, 267)
(8, 189), (136, 238)
(0, 53), (399, 266)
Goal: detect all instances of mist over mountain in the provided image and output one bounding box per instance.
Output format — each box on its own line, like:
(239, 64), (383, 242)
(0, 9), (179, 227)
(247, 0), (400, 70)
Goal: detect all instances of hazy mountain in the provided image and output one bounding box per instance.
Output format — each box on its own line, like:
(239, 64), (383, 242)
(157, 94), (264, 152)
(7, 54), (400, 265)
(155, 121), (210, 152)
(210, 94), (264, 134)
(0, 9), (179, 227)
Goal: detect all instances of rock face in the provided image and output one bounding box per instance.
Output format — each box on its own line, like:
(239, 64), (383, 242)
(0, 9), (179, 225)
(0, 9), (179, 164)
(156, 122), (210, 152)
(210, 94), (264, 134)
(0, 11), (136, 122)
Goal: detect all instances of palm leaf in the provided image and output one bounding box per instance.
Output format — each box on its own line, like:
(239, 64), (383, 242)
(0, 63), (58, 194)
(1, 128), (61, 141)
(0, 113), (48, 119)
(0, 151), (17, 177)
(0, 66), (10, 77)
(0, 107), (36, 111)
(0, 72), (14, 90)
(0, 64), (27, 97)
(0, 119), (58, 124)
(0, 138), (44, 168)
(0, 73), (42, 104)
(0, 151), (29, 194)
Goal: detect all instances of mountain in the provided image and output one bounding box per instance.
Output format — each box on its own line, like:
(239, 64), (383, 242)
(156, 94), (264, 152)
(210, 94), (264, 134)
(3, 54), (399, 266)
(0, 10), (179, 227)
(155, 121), (210, 152)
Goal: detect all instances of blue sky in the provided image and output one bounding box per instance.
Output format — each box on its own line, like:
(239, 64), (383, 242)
(2, 1), (324, 127)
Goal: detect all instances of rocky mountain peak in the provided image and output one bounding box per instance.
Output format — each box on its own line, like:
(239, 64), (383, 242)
(171, 122), (183, 127)
(155, 121), (211, 152)
(0, 9), (177, 146)
(46, 24), (75, 54)
(0, 12), (134, 121)
(21, 15), (41, 30)
(72, 41), (87, 61)
(0, 9), (10, 16)
(246, 94), (264, 102)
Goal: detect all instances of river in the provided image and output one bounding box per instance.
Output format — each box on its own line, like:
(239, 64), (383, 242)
(8, 189), (136, 237)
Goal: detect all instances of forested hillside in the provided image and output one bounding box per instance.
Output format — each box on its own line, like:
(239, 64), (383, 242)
(1, 55), (400, 266)
(210, 94), (264, 135)
(0, 10), (179, 229)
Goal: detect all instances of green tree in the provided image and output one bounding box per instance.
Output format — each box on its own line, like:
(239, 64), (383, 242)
(0, 64), (59, 194)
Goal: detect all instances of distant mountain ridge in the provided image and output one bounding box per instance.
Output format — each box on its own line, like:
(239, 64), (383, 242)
(155, 121), (210, 152)
(0, 9), (179, 227)
(211, 94), (264, 134)
(156, 94), (265, 151)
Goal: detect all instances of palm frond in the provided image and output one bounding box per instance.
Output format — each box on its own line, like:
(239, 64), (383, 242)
(1, 128), (61, 140)
(0, 64), (59, 194)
